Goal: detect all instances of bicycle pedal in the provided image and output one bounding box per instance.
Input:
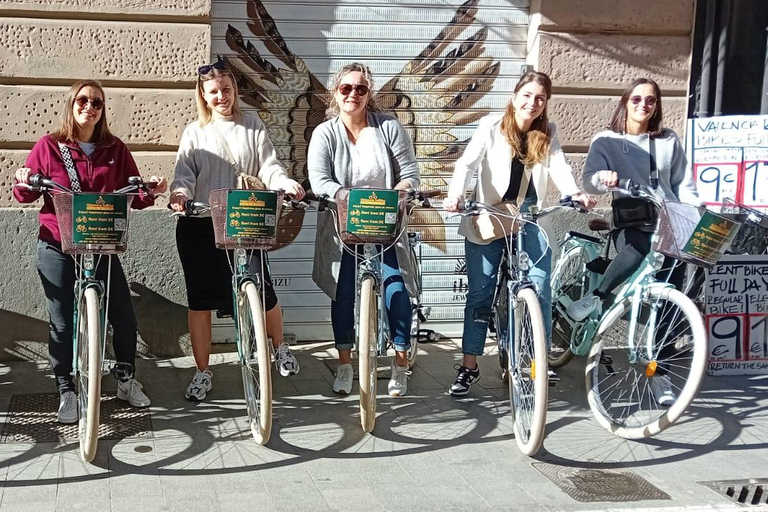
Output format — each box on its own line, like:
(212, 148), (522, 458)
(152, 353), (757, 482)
(416, 329), (438, 343)
(599, 354), (616, 374)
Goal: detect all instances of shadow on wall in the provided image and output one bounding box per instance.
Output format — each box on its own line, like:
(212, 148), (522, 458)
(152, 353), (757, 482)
(131, 283), (191, 358)
(0, 310), (50, 362)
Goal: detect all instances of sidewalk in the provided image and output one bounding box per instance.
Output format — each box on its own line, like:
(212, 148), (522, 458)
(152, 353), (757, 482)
(1, 338), (766, 512)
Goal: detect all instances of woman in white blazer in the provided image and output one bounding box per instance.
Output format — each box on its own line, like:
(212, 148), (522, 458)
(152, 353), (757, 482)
(444, 71), (594, 396)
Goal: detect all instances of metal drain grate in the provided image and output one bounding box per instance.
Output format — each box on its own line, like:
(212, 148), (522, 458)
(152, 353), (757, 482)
(700, 479), (768, 507)
(532, 462), (670, 503)
(0, 393), (152, 443)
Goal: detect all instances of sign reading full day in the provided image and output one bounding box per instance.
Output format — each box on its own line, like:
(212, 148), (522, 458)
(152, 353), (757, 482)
(71, 193), (128, 245)
(705, 255), (768, 375)
(346, 189), (400, 236)
(687, 115), (768, 210)
(226, 190), (278, 239)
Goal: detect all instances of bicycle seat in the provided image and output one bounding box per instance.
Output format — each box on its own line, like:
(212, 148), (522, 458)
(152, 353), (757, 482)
(589, 218), (611, 231)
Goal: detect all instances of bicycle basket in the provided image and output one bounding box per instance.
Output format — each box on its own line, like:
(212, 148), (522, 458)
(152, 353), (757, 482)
(720, 199), (768, 255)
(335, 188), (407, 245)
(656, 200), (741, 269)
(52, 192), (132, 255)
(209, 188), (284, 250)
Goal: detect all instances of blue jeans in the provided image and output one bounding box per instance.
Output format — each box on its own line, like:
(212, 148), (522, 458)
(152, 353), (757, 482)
(461, 222), (552, 356)
(331, 246), (412, 352)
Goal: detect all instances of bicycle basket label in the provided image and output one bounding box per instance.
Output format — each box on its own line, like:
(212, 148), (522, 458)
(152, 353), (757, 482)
(225, 190), (277, 238)
(346, 189), (399, 236)
(682, 210), (741, 265)
(71, 193), (128, 245)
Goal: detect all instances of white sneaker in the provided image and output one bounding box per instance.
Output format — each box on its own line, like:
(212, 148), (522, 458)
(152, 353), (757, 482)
(275, 342), (300, 377)
(117, 378), (151, 407)
(566, 295), (602, 322)
(388, 360), (410, 397)
(649, 374), (676, 406)
(333, 363), (353, 395)
(185, 368), (213, 402)
(58, 391), (78, 424)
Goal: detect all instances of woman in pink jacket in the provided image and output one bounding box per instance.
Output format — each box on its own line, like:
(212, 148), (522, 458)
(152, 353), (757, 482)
(13, 80), (167, 423)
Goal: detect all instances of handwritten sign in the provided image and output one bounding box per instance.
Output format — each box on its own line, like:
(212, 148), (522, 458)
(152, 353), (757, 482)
(688, 115), (768, 210)
(225, 190), (278, 239)
(71, 193), (128, 245)
(705, 255), (768, 375)
(346, 189), (400, 237)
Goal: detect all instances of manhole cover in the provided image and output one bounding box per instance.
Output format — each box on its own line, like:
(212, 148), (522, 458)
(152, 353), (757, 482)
(532, 462), (670, 503)
(700, 479), (768, 507)
(0, 393), (153, 443)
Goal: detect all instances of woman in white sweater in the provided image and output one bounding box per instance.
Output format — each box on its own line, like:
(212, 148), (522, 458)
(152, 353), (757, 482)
(169, 58), (305, 401)
(444, 71), (594, 396)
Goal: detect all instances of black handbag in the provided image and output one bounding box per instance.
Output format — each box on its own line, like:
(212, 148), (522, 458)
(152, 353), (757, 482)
(612, 196), (658, 228)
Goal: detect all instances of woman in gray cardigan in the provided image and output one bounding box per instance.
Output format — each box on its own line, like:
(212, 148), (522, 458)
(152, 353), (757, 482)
(307, 62), (420, 397)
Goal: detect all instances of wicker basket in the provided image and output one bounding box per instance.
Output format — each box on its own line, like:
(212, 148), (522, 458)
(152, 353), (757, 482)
(656, 200), (741, 269)
(52, 193), (131, 255)
(209, 188), (284, 250)
(335, 188), (407, 245)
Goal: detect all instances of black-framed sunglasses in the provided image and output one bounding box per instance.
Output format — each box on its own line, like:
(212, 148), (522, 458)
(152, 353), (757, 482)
(338, 84), (370, 96)
(74, 96), (105, 110)
(630, 95), (657, 107)
(198, 56), (228, 76)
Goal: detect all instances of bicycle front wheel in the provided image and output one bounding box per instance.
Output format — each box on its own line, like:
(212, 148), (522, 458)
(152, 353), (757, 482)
(510, 287), (548, 456)
(358, 276), (378, 433)
(585, 285), (707, 439)
(239, 281), (272, 444)
(77, 286), (102, 463)
(550, 246), (587, 368)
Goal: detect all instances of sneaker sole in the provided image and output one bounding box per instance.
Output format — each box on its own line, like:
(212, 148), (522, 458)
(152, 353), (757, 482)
(449, 389), (470, 397)
(57, 415), (77, 424)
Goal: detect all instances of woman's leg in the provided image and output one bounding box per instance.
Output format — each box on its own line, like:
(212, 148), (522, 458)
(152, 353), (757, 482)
(188, 310), (212, 370)
(382, 246), (411, 367)
(101, 255), (138, 379)
(521, 222), (553, 344)
(595, 228), (652, 298)
(331, 249), (356, 363)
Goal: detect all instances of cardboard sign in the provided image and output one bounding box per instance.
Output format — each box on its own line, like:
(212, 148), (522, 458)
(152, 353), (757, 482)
(225, 190), (278, 239)
(71, 193), (128, 245)
(705, 255), (768, 375)
(345, 189), (400, 237)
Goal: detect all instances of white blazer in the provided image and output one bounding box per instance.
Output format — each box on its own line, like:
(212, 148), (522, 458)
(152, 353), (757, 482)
(447, 114), (581, 245)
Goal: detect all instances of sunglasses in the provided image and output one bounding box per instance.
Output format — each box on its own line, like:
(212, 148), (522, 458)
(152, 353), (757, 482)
(630, 95), (657, 107)
(198, 57), (228, 76)
(74, 96), (105, 110)
(338, 84), (370, 96)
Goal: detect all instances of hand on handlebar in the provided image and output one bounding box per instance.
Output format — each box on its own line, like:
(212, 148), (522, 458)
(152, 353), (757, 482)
(146, 176), (168, 194)
(443, 195), (462, 213)
(596, 170), (619, 188)
(572, 192), (597, 210)
(169, 191), (188, 212)
(15, 167), (33, 185)
(282, 179), (306, 200)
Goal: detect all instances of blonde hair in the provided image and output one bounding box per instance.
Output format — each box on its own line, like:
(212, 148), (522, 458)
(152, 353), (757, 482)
(500, 71), (552, 165)
(196, 67), (243, 125)
(325, 62), (384, 120)
(52, 80), (112, 144)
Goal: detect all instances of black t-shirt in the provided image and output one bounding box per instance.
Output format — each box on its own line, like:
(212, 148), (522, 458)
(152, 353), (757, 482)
(503, 137), (536, 203)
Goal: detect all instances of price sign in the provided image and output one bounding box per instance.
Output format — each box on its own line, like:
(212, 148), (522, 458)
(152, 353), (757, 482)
(71, 193), (128, 245)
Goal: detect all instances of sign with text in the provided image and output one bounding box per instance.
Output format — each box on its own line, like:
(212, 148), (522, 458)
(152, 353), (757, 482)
(681, 210), (741, 267)
(71, 193), (128, 245)
(346, 189), (400, 236)
(688, 115), (768, 210)
(225, 190), (278, 239)
(705, 255), (768, 375)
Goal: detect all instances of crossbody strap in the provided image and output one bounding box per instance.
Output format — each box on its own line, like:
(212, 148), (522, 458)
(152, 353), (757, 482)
(57, 141), (82, 193)
(211, 123), (240, 172)
(649, 137), (659, 190)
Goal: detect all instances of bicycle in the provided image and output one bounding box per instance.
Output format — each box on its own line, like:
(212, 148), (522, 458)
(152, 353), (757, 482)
(16, 174), (156, 462)
(173, 188), (306, 445)
(315, 188), (438, 433)
(550, 182), (718, 439)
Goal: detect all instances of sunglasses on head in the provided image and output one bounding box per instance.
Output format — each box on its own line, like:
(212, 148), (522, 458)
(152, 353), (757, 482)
(74, 96), (105, 110)
(630, 95), (657, 107)
(198, 57), (228, 76)
(338, 84), (369, 96)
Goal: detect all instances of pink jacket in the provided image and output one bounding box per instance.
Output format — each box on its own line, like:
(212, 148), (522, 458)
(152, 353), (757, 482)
(13, 134), (154, 244)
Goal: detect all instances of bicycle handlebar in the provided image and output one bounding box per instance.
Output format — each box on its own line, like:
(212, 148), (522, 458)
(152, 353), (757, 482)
(19, 174), (156, 196)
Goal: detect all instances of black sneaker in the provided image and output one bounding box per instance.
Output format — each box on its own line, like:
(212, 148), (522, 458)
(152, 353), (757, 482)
(449, 363), (480, 396)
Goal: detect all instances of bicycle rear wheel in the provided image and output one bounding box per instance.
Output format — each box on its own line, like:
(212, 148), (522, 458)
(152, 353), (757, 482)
(358, 276), (378, 433)
(239, 281), (272, 444)
(510, 287), (548, 456)
(77, 287), (102, 463)
(407, 309), (419, 369)
(585, 285), (706, 439)
(550, 246), (587, 368)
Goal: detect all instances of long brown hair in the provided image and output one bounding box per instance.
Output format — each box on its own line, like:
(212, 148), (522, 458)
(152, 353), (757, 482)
(196, 64), (243, 125)
(325, 62), (384, 120)
(500, 71), (552, 165)
(51, 80), (112, 145)
(609, 78), (664, 137)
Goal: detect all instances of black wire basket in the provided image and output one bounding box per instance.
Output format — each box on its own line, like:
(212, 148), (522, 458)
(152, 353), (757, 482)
(720, 198), (768, 255)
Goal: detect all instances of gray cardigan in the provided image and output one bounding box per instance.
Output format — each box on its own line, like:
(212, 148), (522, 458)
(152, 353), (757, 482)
(307, 111), (420, 300)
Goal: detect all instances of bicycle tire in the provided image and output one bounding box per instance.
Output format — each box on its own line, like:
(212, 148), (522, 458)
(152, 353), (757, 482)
(77, 287), (101, 463)
(510, 287), (548, 456)
(549, 246), (587, 368)
(494, 275), (510, 382)
(585, 285), (707, 439)
(407, 311), (419, 370)
(239, 281), (272, 444)
(359, 276), (378, 433)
